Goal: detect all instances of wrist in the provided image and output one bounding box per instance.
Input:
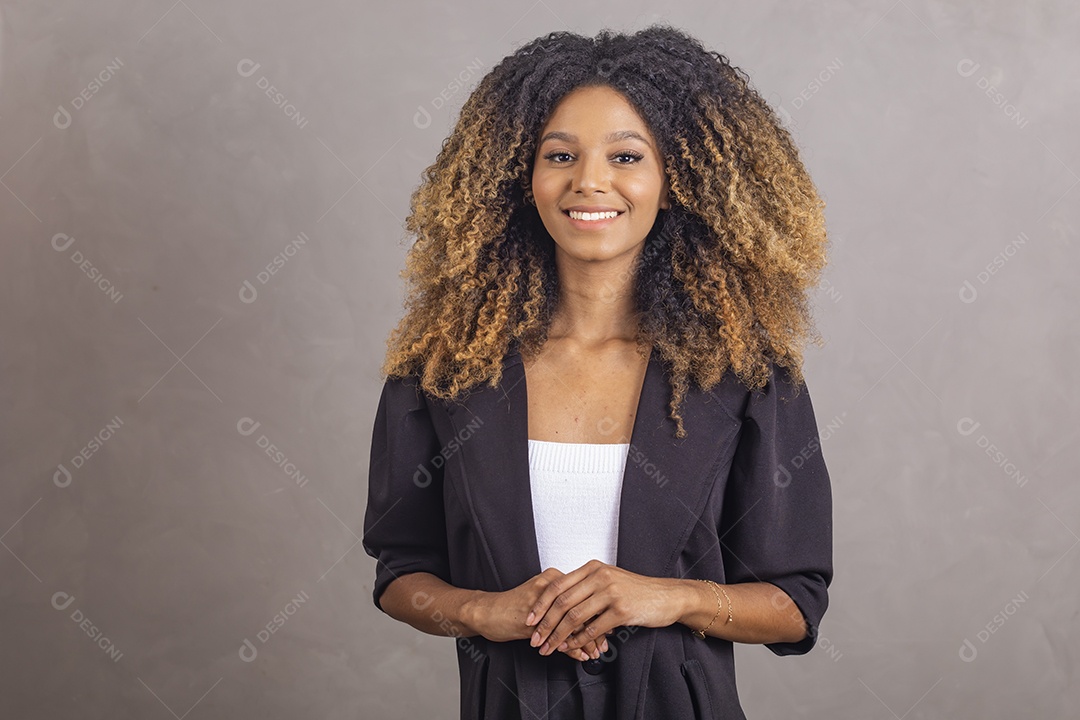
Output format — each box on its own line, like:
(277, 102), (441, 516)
(672, 578), (702, 628)
(458, 589), (491, 637)
(676, 578), (719, 631)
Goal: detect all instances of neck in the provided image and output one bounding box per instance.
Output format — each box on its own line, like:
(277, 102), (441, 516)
(547, 247), (641, 346)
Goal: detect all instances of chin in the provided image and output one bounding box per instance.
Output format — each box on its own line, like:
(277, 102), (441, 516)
(555, 238), (639, 261)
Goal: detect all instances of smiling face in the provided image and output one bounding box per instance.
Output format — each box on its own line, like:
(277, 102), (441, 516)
(531, 84), (670, 263)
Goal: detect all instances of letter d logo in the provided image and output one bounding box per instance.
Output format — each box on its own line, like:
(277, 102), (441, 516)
(52, 233), (76, 252)
(52, 591), (76, 611)
(239, 638), (258, 662)
(956, 59), (980, 78)
(774, 464), (792, 488)
(54, 463), (73, 488)
(413, 105), (432, 130)
(239, 280), (258, 304)
(958, 280), (978, 304)
(956, 417), (980, 437)
(236, 59), (261, 78)
(53, 105), (72, 129)
(237, 417), (261, 436)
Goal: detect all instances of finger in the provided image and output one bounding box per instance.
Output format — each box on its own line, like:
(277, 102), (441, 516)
(531, 577), (600, 652)
(562, 610), (619, 654)
(525, 567), (565, 626)
(534, 567), (564, 591)
(554, 617), (600, 661)
(557, 612), (598, 650)
(584, 638), (606, 661)
(559, 613), (612, 654)
(571, 635), (604, 660)
(558, 634), (593, 662)
(527, 560), (603, 629)
(539, 595), (609, 656)
(559, 629), (611, 661)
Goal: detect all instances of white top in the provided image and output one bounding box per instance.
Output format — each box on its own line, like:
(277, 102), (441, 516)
(527, 439), (630, 573)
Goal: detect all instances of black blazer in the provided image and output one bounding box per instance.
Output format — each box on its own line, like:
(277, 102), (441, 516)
(363, 344), (833, 720)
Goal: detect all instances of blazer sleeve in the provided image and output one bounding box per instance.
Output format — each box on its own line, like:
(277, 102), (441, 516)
(362, 374), (453, 614)
(719, 361), (834, 656)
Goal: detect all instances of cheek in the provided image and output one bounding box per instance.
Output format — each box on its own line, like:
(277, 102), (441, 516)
(531, 170), (556, 198)
(622, 177), (663, 207)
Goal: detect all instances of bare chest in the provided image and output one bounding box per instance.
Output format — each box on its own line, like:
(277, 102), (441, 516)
(523, 349), (649, 444)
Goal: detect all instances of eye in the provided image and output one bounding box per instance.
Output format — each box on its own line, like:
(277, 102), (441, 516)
(541, 150), (645, 164)
(614, 151), (644, 164)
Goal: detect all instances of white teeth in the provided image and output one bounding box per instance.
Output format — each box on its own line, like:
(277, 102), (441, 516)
(568, 210), (620, 221)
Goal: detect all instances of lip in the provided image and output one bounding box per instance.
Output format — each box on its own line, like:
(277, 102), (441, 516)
(563, 206), (624, 213)
(562, 207), (624, 231)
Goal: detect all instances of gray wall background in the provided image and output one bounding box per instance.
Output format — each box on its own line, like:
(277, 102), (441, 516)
(1, 0), (1077, 717)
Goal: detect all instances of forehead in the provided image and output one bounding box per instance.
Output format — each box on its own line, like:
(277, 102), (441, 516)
(535, 84), (652, 151)
(539, 85), (653, 138)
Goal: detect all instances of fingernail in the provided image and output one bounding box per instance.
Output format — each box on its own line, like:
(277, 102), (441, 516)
(540, 642), (549, 654)
(601, 639), (609, 653)
(526, 611), (535, 625)
(580, 650), (590, 661)
(558, 641), (568, 651)
(531, 631), (540, 647)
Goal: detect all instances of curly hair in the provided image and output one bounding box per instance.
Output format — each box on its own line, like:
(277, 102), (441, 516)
(381, 24), (830, 438)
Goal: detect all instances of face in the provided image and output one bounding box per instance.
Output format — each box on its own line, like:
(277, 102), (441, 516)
(531, 84), (670, 263)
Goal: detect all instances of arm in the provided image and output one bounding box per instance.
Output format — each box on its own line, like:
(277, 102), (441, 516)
(378, 571), (488, 638)
(361, 377), (590, 655)
(670, 579), (809, 644)
(705, 361), (834, 655)
(362, 375), (461, 625)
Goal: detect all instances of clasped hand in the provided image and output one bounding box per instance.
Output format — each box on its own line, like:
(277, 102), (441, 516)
(477, 559), (684, 662)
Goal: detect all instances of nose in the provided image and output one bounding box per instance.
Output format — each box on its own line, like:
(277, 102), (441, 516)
(571, 152), (610, 194)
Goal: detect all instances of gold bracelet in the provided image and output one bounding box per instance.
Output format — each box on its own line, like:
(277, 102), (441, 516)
(691, 579), (722, 638)
(718, 584), (733, 626)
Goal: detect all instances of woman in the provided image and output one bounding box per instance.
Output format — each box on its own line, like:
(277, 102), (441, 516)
(363, 24), (833, 720)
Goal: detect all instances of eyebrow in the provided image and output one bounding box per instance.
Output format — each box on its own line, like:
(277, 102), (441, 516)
(538, 129), (652, 146)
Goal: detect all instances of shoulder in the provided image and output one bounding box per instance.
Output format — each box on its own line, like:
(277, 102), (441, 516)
(377, 372), (433, 415)
(754, 360), (808, 402)
(701, 358), (812, 423)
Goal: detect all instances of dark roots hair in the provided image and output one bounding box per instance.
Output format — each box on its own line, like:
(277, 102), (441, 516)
(382, 24), (830, 438)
